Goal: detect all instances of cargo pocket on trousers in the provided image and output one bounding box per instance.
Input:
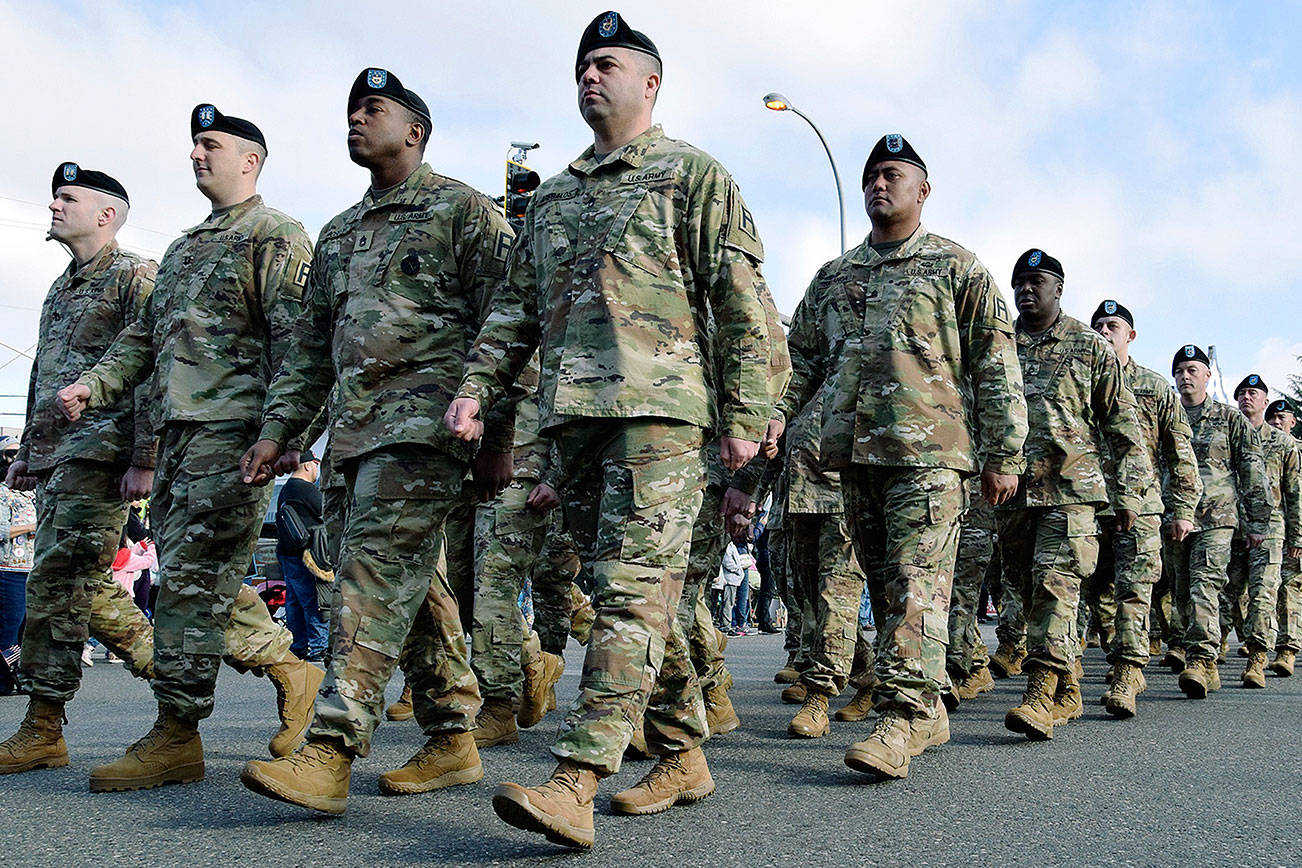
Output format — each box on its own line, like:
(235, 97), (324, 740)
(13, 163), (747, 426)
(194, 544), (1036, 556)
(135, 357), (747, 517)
(1064, 509), (1101, 579)
(619, 459), (699, 568)
(354, 613), (403, 659)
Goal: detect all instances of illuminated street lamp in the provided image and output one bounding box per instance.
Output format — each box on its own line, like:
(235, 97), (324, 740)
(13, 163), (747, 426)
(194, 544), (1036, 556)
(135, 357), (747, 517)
(763, 91), (846, 253)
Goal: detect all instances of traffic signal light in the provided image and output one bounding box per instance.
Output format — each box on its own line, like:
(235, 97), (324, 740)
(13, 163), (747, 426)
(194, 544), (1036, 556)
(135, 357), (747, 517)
(503, 141), (540, 232)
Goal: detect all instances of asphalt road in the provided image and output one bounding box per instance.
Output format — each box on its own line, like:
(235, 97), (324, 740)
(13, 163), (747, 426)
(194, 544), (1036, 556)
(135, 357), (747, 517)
(1, 627), (1299, 866)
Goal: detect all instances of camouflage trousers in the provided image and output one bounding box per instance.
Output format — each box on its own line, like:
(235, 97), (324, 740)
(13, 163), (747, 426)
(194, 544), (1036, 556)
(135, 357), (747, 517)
(1277, 556), (1302, 653)
(947, 497), (996, 676)
(677, 478), (732, 694)
(1164, 527), (1234, 661)
(995, 559), (1028, 653)
(842, 465), (963, 719)
(532, 525), (582, 655)
(550, 418), (706, 775)
(470, 478), (564, 703)
(1221, 536), (1284, 651)
(998, 505), (1100, 672)
(308, 446), (480, 756)
(1152, 558), (1184, 649)
(788, 511), (862, 694)
(1103, 514), (1164, 666)
(1078, 522), (1120, 654)
(769, 525), (805, 664)
(150, 421), (272, 722)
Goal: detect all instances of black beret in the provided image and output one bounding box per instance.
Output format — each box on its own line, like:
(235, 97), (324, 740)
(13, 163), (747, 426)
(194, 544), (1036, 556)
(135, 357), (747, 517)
(348, 68), (432, 128)
(191, 104), (267, 152)
(1012, 249), (1064, 283)
(1234, 373), (1268, 397)
(576, 11), (660, 82)
(1091, 299), (1133, 328)
(1266, 399), (1292, 419)
(862, 133), (927, 187)
(51, 162), (129, 205)
(1172, 344), (1210, 373)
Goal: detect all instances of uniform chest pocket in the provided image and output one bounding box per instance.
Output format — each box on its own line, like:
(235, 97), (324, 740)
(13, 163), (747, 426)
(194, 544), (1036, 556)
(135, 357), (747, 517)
(186, 242), (249, 308)
(603, 189), (678, 278)
(67, 292), (123, 351)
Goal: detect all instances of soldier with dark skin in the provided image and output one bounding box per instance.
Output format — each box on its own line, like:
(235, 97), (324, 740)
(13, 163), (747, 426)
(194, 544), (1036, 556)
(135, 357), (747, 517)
(55, 109), (319, 792)
(445, 12), (788, 849)
(1266, 399), (1302, 675)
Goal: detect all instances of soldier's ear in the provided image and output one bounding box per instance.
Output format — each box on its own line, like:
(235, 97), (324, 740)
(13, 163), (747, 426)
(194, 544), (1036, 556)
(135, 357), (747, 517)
(917, 178), (930, 205)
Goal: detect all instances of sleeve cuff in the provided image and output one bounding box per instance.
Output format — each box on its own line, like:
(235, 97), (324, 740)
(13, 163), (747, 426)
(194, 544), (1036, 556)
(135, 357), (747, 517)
(259, 419), (294, 449)
(720, 407), (770, 443)
(130, 447), (157, 469)
(982, 455), (1026, 476)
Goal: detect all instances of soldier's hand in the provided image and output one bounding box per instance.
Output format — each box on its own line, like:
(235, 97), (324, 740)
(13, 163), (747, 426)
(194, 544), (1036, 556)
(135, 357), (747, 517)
(56, 383), (91, 422)
(1115, 509), (1137, 532)
(4, 459), (36, 491)
(1247, 533), (1266, 550)
(720, 485), (756, 521)
(120, 466), (154, 502)
(727, 510), (753, 543)
(444, 398), (483, 442)
(1169, 519), (1194, 542)
(273, 450), (301, 477)
(241, 439), (282, 486)
(472, 451), (513, 502)
(719, 436), (759, 472)
(527, 482), (561, 513)
(981, 470), (1018, 506)
(760, 417), (785, 460)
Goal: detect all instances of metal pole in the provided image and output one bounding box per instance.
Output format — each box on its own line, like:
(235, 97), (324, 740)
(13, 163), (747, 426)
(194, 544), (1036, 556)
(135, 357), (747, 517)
(788, 106), (846, 254)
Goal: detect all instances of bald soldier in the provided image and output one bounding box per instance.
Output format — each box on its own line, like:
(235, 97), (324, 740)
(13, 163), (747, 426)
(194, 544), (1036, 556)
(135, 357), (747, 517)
(238, 68), (514, 814)
(1222, 375), (1301, 687)
(1090, 300), (1201, 718)
(1266, 399), (1302, 675)
(1166, 346), (1270, 699)
(56, 106), (316, 792)
(445, 11), (789, 848)
(773, 134), (1027, 780)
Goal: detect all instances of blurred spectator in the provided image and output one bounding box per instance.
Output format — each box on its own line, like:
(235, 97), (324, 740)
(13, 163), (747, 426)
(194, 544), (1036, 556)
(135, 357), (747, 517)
(0, 437), (35, 694)
(274, 450), (327, 661)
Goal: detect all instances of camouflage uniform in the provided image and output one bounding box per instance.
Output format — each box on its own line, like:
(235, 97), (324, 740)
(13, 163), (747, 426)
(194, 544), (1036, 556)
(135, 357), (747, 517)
(532, 522), (584, 654)
(1104, 359), (1201, 667)
(458, 125), (788, 774)
(77, 196), (311, 722)
(1278, 434), (1302, 654)
(1164, 400), (1270, 662)
(259, 165), (511, 756)
(17, 241), (155, 702)
(999, 314), (1150, 672)
(948, 477), (997, 676)
(1221, 422), (1300, 651)
(779, 225), (1027, 718)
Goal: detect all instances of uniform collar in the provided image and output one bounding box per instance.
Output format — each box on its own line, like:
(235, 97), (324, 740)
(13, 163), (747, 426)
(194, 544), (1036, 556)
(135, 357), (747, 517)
(569, 125), (664, 176)
(1015, 310), (1067, 342)
(843, 223), (929, 266)
(185, 194), (263, 235)
(360, 163), (432, 213)
(63, 239), (120, 285)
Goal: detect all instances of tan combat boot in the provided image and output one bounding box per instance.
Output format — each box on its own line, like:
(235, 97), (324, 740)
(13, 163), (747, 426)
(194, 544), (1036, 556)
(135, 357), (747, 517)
(1163, 646), (1186, 673)
(90, 707), (204, 792)
(844, 711), (912, 779)
(705, 683), (740, 736)
(787, 690), (830, 738)
(0, 697), (68, 774)
(493, 761), (599, 849)
(1004, 664), (1059, 741)
(1178, 657), (1211, 699)
(1148, 638), (1163, 657)
(519, 632), (564, 729)
(569, 587), (595, 645)
(379, 731), (482, 795)
(1236, 643), (1250, 658)
(715, 628), (728, 655)
(956, 666), (995, 701)
(1241, 649), (1267, 689)
(1104, 663), (1147, 719)
(833, 685), (874, 722)
(1217, 637), (1228, 664)
(1051, 665), (1083, 725)
(1268, 649), (1296, 677)
(908, 707), (950, 756)
(474, 697), (520, 748)
(988, 644), (1026, 679)
(1207, 658), (1222, 692)
(385, 683), (413, 721)
(773, 652), (799, 684)
(265, 658), (325, 758)
(780, 682), (807, 704)
(241, 737), (352, 814)
(610, 746), (715, 815)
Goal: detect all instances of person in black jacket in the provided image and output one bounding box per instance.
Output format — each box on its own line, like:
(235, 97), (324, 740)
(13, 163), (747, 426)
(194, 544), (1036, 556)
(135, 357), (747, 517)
(276, 450), (325, 661)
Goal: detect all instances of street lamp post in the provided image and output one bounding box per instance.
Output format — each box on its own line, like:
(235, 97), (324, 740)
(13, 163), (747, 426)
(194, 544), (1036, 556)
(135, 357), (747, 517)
(763, 92), (846, 254)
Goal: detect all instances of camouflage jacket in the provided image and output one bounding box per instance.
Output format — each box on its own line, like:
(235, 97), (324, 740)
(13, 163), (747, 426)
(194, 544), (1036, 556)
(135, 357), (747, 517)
(1108, 359), (1201, 520)
(1181, 399), (1270, 534)
(259, 164), (514, 463)
(1239, 421), (1300, 545)
(1011, 313), (1150, 512)
(785, 389), (843, 515)
(78, 196), (312, 429)
(504, 356), (553, 483)
(20, 241), (157, 471)
(778, 225), (1027, 475)
(457, 125), (789, 441)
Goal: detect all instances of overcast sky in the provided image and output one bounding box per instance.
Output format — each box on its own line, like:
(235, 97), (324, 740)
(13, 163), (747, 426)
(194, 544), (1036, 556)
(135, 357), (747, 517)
(2, 0), (1299, 424)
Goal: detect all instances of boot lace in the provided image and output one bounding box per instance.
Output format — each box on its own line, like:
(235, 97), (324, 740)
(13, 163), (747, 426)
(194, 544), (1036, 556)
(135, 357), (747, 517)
(635, 753), (686, 790)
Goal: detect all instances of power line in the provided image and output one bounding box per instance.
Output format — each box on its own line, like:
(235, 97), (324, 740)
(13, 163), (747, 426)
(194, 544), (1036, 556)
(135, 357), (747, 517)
(0, 194), (179, 239)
